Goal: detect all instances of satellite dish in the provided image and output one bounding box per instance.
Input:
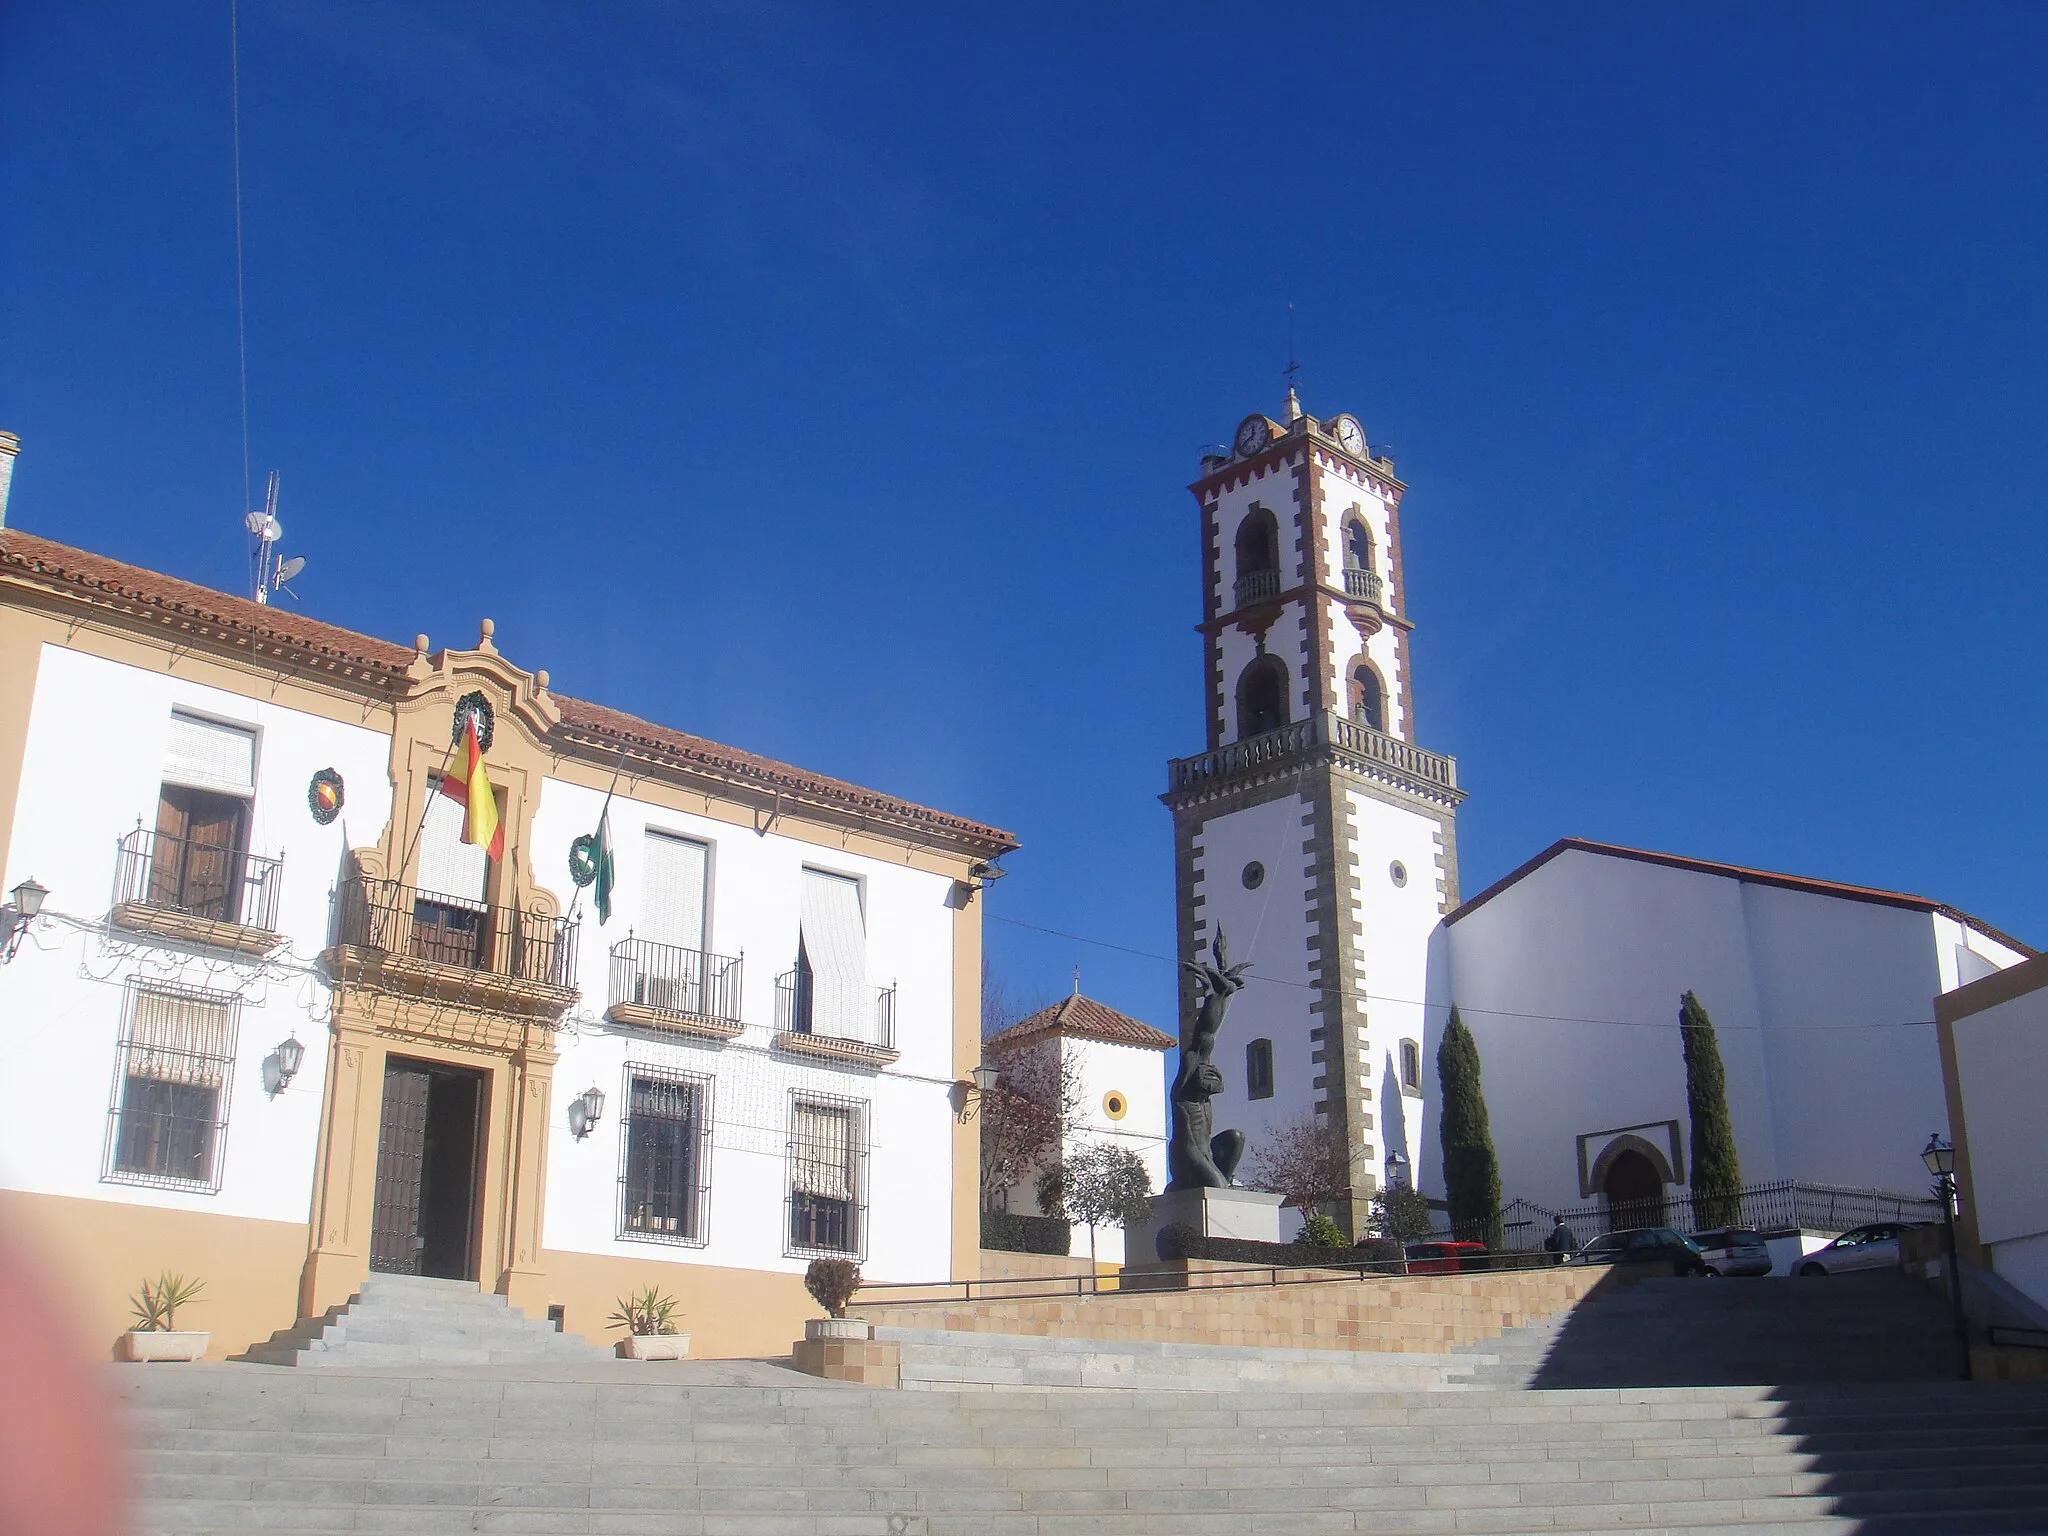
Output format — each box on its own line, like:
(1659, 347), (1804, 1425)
(275, 556), (307, 585)
(243, 510), (269, 536)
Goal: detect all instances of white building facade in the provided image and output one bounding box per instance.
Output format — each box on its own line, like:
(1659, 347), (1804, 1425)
(1436, 839), (2032, 1231)
(1164, 394), (1464, 1235)
(0, 526), (1014, 1359)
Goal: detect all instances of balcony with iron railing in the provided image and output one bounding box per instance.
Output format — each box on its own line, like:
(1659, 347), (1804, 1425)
(606, 936), (744, 1041)
(1342, 564), (1384, 608)
(774, 969), (900, 1067)
(325, 872), (580, 1023)
(1232, 566), (1282, 610)
(1166, 710), (1461, 805)
(111, 826), (284, 957)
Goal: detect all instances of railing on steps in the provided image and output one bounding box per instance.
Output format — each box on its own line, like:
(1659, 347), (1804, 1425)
(1473, 1179), (1945, 1249)
(852, 1249), (1571, 1308)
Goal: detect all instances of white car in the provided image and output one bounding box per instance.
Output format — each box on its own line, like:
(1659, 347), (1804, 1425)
(1795, 1221), (1918, 1276)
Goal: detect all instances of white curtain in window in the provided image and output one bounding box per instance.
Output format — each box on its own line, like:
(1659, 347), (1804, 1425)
(416, 788), (489, 910)
(791, 1102), (854, 1200)
(163, 713), (256, 796)
(126, 988), (233, 1088)
(641, 833), (708, 953)
(799, 869), (867, 1038)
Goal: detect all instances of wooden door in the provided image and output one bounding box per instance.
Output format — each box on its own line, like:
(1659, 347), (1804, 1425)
(152, 786), (247, 921)
(370, 1062), (432, 1274)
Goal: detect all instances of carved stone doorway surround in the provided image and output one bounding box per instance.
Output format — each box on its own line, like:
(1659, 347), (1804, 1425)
(301, 624), (574, 1324)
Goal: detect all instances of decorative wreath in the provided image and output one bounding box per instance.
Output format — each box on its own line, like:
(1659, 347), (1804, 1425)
(568, 834), (600, 888)
(451, 690), (495, 752)
(308, 768), (345, 825)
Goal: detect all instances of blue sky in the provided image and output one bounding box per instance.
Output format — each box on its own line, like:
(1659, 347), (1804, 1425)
(5, 4), (2046, 1032)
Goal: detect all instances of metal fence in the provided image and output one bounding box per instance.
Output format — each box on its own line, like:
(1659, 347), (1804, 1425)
(609, 936), (742, 1026)
(335, 873), (578, 989)
(1473, 1180), (1943, 1249)
(115, 827), (283, 932)
(774, 970), (897, 1049)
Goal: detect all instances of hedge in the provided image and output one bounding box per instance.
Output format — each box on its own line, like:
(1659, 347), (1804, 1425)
(980, 1209), (1073, 1256)
(1153, 1225), (1406, 1271)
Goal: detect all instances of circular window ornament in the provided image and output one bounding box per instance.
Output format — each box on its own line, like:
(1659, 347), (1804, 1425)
(451, 690), (495, 752)
(1102, 1090), (1129, 1121)
(308, 768), (344, 825)
(568, 835), (603, 888)
(1242, 861), (1265, 890)
(1389, 860), (1409, 888)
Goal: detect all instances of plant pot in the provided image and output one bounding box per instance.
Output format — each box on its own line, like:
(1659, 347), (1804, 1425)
(616, 1332), (690, 1360)
(119, 1330), (209, 1362)
(805, 1317), (870, 1342)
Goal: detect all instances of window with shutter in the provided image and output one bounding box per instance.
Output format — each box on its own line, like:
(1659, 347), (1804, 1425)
(104, 984), (237, 1191)
(619, 1068), (711, 1245)
(787, 1095), (865, 1257)
(164, 713), (256, 796)
(797, 869), (866, 1038)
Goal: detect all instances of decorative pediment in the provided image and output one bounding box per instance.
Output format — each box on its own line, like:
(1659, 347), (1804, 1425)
(400, 619), (561, 746)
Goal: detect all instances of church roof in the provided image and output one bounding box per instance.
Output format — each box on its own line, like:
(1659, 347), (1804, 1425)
(1448, 837), (2034, 958)
(985, 993), (1176, 1054)
(0, 528), (1018, 857)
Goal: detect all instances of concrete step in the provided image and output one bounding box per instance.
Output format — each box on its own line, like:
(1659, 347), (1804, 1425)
(238, 1275), (612, 1368)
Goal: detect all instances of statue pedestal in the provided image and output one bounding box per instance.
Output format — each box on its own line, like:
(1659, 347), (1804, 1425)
(1130, 1187), (1287, 1263)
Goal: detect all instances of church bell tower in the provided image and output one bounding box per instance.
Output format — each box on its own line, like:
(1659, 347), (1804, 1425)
(1163, 390), (1465, 1235)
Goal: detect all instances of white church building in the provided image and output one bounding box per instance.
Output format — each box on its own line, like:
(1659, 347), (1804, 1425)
(1165, 393), (2034, 1241)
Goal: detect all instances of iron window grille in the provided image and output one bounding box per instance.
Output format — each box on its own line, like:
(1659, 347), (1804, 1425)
(785, 1090), (868, 1260)
(617, 1064), (714, 1247)
(102, 981), (239, 1193)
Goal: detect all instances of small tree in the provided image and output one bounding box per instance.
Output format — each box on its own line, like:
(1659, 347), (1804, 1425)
(804, 1258), (862, 1319)
(1243, 1111), (1352, 1222)
(1680, 990), (1744, 1228)
(978, 1038), (1084, 1213)
(1437, 1007), (1503, 1249)
(1060, 1142), (1153, 1266)
(1368, 1185), (1435, 1244)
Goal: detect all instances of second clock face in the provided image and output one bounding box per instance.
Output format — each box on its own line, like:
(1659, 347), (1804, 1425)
(1332, 415), (1366, 455)
(1235, 415), (1273, 456)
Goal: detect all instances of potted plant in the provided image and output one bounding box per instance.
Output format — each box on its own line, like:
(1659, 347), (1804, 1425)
(119, 1272), (207, 1362)
(803, 1257), (868, 1340)
(608, 1285), (688, 1359)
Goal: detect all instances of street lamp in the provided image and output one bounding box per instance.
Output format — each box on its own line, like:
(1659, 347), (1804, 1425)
(1921, 1132), (1972, 1381)
(1385, 1146), (1411, 1191)
(2, 877), (48, 963)
(957, 1060), (1002, 1122)
(264, 1035), (307, 1097)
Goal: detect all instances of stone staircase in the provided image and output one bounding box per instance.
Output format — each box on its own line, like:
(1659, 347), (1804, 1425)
(1458, 1270), (1960, 1389)
(238, 1274), (612, 1368)
(120, 1367), (2048, 1533)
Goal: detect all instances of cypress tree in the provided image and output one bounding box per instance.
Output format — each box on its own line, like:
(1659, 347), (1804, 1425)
(1435, 1006), (1503, 1249)
(1680, 990), (1744, 1228)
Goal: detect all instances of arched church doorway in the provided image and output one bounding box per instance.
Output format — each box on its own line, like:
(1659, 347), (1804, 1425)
(1603, 1148), (1667, 1230)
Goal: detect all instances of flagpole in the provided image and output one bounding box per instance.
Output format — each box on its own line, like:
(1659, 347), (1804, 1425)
(393, 734), (463, 889)
(570, 745), (630, 925)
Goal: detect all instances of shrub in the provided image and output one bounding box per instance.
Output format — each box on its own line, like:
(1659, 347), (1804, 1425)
(1300, 1211), (1347, 1249)
(1154, 1224), (1406, 1273)
(1369, 1185), (1435, 1244)
(130, 1272), (205, 1332)
(1437, 1008), (1504, 1249)
(607, 1286), (682, 1336)
(980, 1210), (1073, 1256)
(804, 1257), (862, 1319)
(1680, 990), (1744, 1228)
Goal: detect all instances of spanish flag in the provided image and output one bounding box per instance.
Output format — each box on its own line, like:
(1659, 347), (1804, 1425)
(440, 714), (504, 861)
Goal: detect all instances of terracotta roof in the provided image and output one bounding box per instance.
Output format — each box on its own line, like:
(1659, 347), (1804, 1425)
(1448, 837), (2035, 958)
(985, 993), (1176, 1054)
(0, 528), (1017, 856)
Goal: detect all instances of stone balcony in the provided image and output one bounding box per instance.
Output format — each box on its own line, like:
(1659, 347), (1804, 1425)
(1165, 711), (1462, 808)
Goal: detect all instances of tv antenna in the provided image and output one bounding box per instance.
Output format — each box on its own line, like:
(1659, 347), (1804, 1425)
(244, 471), (308, 604)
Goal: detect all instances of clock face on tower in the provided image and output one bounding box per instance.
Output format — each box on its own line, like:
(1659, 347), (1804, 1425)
(1235, 415), (1274, 457)
(1331, 415), (1366, 456)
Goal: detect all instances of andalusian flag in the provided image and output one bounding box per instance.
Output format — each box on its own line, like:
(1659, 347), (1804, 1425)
(440, 714), (504, 861)
(593, 805), (616, 924)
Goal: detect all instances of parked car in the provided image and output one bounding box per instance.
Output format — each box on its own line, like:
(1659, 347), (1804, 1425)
(1795, 1221), (1920, 1276)
(1692, 1227), (1773, 1277)
(1404, 1241), (1487, 1274)
(1568, 1227), (1709, 1276)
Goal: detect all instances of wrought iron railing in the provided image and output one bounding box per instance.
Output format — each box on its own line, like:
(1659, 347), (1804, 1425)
(1167, 711), (1459, 796)
(334, 874), (578, 989)
(114, 827), (282, 932)
(1233, 567), (1282, 608)
(1480, 1181), (1946, 1248)
(1342, 565), (1384, 606)
(609, 936), (742, 1026)
(775, 969), (897, 1050)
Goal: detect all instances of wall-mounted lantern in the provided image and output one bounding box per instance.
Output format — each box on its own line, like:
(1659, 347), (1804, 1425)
(955, 1060), (1002, 1122)
(568, 1085), (606, 1140)
(1, 876), (48, 963)
(264, 1035), (307, 1097)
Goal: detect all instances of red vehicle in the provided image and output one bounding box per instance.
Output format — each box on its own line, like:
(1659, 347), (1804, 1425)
(1404, 1241), (1486, 1274)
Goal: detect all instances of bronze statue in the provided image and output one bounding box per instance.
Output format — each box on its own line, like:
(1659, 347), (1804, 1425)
(1169, 928), (1249, 1190)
